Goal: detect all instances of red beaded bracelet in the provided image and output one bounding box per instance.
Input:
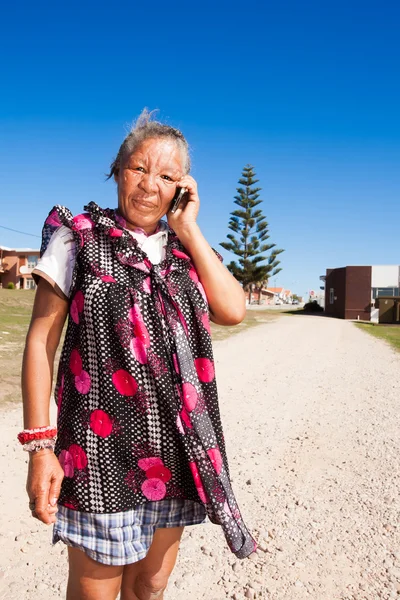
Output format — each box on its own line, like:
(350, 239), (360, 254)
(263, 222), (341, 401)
(17, 426), (57, 445)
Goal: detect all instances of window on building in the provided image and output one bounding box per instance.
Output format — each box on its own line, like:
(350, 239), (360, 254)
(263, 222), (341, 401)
(372, 287), (400, 299)
(27, 255), (38, 268)
(25, 278), (36, 290)
(27, 255), (38, 269)
(329, 288), (334, 304)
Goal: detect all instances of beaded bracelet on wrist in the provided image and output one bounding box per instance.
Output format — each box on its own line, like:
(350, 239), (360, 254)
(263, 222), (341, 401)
(17, 426), (57, 445)
(23, 438), (56, 453)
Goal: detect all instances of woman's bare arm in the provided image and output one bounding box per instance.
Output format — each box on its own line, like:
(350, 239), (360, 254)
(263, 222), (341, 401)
(21, 278), (68, 523)
(177, 223), (246, 326)
(22, 278), (69, 426)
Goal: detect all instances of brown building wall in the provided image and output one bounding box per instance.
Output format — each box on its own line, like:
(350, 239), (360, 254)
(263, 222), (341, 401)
(344, 266), (372, 320)
(325, 266), (372, 320)
(325, 267), (346, 318)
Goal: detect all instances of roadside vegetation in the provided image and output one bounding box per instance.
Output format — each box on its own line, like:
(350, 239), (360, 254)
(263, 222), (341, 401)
(0, 290), (283, 404)
(355, 322), (400, 352)
(220, 164), (284, 304)
(283, 302), (323, 316)
(303, 300), (324, 312)
(211, 309), (282, 341)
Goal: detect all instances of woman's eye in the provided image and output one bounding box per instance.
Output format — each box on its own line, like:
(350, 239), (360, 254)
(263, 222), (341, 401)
(161, 175), (173, 182)
(130, 166), (144, 173)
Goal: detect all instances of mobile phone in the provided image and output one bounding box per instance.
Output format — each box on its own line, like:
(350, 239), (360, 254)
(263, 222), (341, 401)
(170, 187), (187, 214)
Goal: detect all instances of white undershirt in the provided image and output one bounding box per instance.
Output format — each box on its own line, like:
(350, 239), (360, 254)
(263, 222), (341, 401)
(33, 223), (168, 298)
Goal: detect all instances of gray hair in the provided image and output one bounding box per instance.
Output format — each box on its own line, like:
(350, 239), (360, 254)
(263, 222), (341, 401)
(107, 108), (190, 179)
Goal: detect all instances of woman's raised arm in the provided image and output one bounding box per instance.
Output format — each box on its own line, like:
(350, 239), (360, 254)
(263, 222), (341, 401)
(176, 222), (246, 326)
(168, 176), (246, 326)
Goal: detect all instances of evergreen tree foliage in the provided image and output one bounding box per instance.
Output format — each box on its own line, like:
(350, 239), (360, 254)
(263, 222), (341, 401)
(220, 165), (284, 291)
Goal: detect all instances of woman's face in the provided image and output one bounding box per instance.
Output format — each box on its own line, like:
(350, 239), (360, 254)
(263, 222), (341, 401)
(115, 137), (184, 233)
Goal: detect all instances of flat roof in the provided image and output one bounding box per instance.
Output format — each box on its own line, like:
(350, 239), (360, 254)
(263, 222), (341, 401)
(327, 265), (400, 269)
(0, 246), (39, 252)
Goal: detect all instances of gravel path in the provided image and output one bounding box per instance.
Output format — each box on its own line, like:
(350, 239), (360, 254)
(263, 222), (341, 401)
(0, 314), (399, 599)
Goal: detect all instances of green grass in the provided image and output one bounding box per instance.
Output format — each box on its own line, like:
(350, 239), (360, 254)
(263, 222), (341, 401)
(355, 322), (400, 352)
(210, 309), (281, 341)
(0, 289), (36, 405)
(0, 290), (281, 405)
(0, 289), (34, 351)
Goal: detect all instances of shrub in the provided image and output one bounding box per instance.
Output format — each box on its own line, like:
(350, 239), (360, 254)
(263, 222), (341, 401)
(7, 282), (15, 290)
(304, 300), (323, 313)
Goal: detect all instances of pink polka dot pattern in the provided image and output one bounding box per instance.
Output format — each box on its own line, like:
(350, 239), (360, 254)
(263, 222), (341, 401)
(40, 202), (256, 559)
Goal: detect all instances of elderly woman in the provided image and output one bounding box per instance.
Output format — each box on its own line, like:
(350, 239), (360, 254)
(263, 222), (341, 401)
(20, 110), (256, 600)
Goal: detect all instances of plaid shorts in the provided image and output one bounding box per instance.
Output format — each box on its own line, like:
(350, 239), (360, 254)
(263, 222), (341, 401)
(53, 499), (208, 565)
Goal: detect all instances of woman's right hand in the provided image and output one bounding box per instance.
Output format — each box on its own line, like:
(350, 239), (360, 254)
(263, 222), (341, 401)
(26, 449), (64, 524)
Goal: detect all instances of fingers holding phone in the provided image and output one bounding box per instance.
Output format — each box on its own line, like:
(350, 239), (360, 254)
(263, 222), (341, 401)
(168, 176), (200, 232)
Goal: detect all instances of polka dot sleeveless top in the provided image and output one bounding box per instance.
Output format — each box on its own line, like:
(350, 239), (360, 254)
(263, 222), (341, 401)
(39, 202), (256, 559)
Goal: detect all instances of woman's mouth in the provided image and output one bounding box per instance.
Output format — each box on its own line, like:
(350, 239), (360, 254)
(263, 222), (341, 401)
(132, 197), (156, 209)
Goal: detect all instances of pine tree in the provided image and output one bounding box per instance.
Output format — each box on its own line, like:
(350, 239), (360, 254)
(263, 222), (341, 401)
(220, 165), (284, 303)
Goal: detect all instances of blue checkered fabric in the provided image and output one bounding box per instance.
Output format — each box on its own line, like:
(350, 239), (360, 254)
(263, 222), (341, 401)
(53, 499), (207, 565)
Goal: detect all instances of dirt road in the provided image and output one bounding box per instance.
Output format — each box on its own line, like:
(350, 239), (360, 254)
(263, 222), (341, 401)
(1, 314), (399, 599)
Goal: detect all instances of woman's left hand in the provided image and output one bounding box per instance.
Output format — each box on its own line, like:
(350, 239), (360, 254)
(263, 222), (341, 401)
(167, 175), (200, 235)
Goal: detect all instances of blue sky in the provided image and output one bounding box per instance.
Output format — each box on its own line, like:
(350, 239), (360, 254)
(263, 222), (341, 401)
(1, 0), (399, 298)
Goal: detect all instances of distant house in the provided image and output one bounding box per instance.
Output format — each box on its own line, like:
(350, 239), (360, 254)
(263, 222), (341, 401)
(267, 287), (285, 300)
(0, 246), (40, 289)
(245, 285), (295, 305)
(266, 287), (293, 303)
(323, 265), (400, 321)
(245, 286), (275, 305)
(284, 290), (292, 303)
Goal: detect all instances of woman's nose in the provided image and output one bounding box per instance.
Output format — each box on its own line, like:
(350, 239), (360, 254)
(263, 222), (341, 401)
(139, 174), (158, 194)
